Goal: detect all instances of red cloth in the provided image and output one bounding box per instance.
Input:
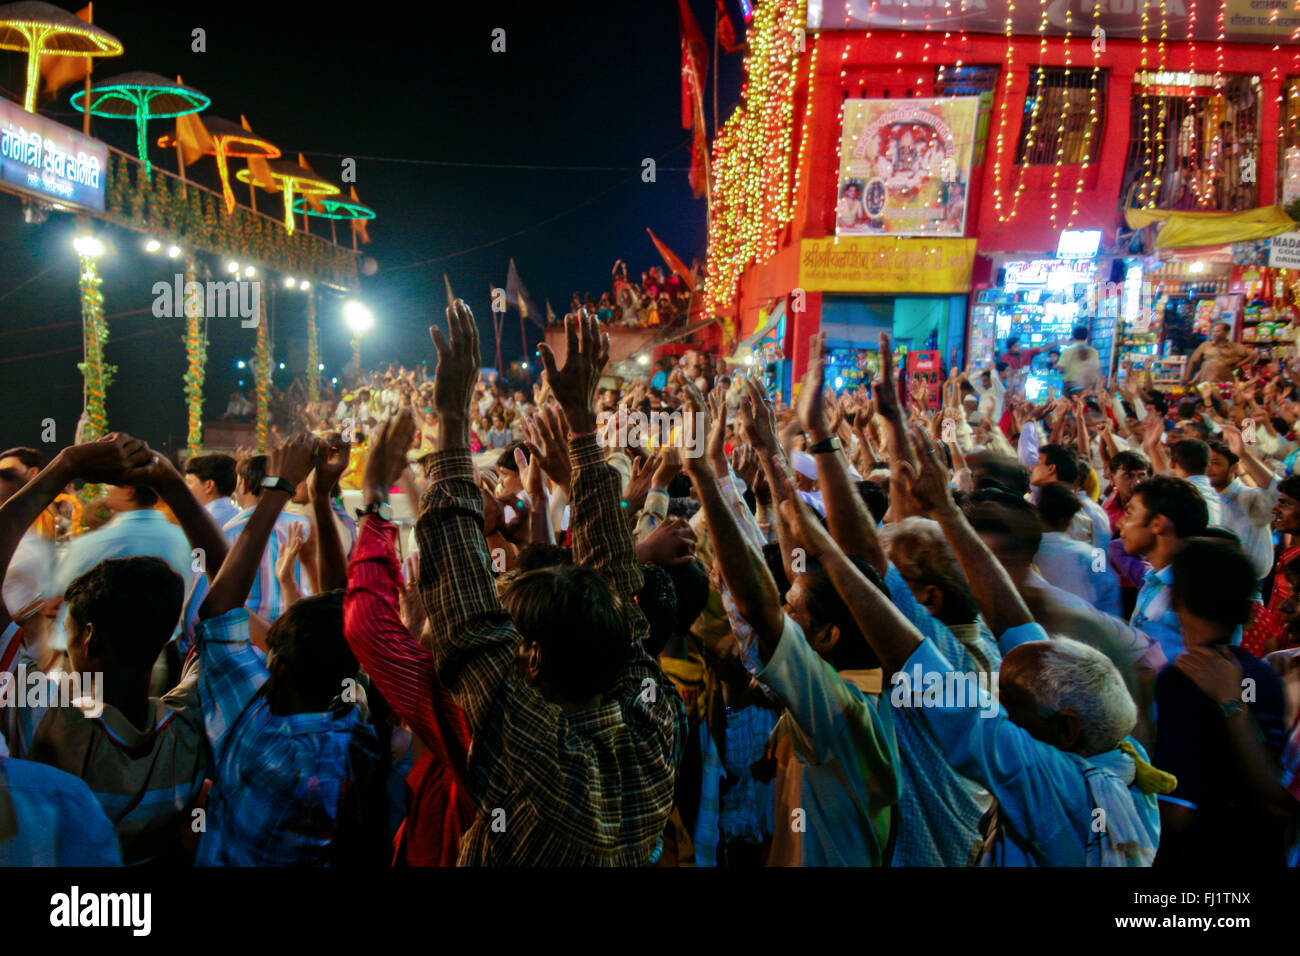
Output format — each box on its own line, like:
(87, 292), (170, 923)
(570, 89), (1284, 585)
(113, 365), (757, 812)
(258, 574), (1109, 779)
(1243, 545), (1300, 656)
(344, 518), (474, 866)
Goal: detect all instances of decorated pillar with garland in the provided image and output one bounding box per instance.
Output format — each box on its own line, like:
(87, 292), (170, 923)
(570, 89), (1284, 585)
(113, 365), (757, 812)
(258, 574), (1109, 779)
(254, 292), (272, 453)
(305, 287), (320, 404)
(182, 258), (207, 455)
(76, 253), (114, 442)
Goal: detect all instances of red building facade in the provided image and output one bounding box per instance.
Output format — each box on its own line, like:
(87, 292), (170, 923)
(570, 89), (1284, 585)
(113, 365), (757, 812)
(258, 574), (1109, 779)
(711, 1), (1299, 394)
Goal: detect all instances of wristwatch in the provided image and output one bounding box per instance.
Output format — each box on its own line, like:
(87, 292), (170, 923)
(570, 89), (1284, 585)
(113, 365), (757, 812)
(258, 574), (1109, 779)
(357, 501), (393, 522)
(261, 476), (295, 496)
(808, 435), (841, 455)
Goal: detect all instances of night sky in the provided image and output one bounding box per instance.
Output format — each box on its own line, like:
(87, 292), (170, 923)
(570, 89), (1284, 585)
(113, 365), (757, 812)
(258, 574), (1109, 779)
(0, 1), (742, 453)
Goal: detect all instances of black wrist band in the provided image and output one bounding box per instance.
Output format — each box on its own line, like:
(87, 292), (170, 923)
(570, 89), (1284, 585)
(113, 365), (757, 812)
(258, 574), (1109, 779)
(808, 436), (841, 455)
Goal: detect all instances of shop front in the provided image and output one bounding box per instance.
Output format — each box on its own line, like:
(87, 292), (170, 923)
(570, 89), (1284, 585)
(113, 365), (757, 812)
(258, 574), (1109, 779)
(792, 235), (976, 399)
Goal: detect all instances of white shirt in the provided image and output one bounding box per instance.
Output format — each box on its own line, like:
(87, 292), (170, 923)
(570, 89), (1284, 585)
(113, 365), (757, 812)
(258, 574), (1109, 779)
(3, 531), (52, 620)
(1184, 473), (1224, 527)
(1076, 490), (1114, 551)
(1217, 477), (1279, 580)
(1034, 531), (1122, 618)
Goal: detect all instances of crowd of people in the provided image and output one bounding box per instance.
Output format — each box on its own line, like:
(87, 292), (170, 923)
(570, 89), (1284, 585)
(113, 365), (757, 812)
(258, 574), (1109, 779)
(549, 259), (701, 330)
(3, 299), (1300, 868)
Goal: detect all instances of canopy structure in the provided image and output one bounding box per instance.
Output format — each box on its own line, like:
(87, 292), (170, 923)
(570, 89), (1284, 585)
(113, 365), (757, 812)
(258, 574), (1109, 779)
(160, 114), (280, 212)
(0, 1), (121, 112)
(73, 71), (208, 177)
(1125, 206), (1299, 250)
(291, 194), (374, 220)
(237, 158), (338, 234)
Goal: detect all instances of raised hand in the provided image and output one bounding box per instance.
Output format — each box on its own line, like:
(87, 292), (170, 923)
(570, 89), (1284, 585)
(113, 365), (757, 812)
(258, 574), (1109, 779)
(268, 433), (322, 489)
(797, 332), (832, 442)
(874, 332), (902, 420)
(634, 516), (698, 568)
(652, 445), (684, 490)
(738, 376), (780, 455)
(897, 423), (956, 516)
(521, 403), (572, 492)
(275, 520), (305, 584)
(680, 380), (713, 480)
(62, 433), (154, 484)
(429, 299), (482, 449)
(311, 433), (352, 501)
(363, 408), (417, 497)
(623, 451), (663, 514)
(537, 312), (609, 435)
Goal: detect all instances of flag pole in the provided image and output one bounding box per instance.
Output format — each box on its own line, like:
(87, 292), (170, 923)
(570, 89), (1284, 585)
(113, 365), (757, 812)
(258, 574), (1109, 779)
(713, 3), (719, 138)
(82, 3), (94, 136)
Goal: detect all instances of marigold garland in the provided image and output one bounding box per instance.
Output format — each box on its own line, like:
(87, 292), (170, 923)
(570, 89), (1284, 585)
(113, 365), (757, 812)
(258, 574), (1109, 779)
(182, 257), (207, 456)
(254, 294), (271, 453)
(306, 289), (320, 404)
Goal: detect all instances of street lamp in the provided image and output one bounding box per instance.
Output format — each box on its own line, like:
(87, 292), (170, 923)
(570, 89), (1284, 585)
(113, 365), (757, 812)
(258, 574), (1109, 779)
(73, 234), (104, 258)
(343, 300), (375, 372)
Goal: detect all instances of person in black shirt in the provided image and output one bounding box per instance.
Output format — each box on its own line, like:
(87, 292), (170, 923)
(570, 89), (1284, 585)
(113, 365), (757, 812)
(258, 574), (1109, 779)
(1155, 536), (1291, 867)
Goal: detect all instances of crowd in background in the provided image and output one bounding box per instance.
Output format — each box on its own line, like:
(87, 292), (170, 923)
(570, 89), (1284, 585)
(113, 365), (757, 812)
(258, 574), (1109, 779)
(4, 302), (1300, 868)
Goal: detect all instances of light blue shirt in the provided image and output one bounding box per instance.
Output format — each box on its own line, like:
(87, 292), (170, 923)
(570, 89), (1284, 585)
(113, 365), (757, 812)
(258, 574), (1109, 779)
(907, 624), (1161, 866)
(206, 496), (240, 529)
(52, 509), (195, 649)
(1131, 565), (1182, 663)
(756, 614), (899, 867)
(1076, 490), (1114, 551)
(0, 752), (122, 866)
(220, 507), (311, 624)
(1036, 531), (1122, 618)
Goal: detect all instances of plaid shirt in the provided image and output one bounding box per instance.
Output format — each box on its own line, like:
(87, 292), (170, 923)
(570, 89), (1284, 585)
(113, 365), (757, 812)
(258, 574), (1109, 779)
(417, 434), (683, 866)
(192, 608), (378, 866)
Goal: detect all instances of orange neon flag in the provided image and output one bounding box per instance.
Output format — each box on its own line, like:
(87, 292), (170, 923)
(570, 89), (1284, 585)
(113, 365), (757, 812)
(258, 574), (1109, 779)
(646, 228), (696, 291)
(298, 153), (325, 213)
(174, 98), (213, 167)
(242, 116), (277, 189)
(39, 6), (93, 96)
(350, 186), (370, 244)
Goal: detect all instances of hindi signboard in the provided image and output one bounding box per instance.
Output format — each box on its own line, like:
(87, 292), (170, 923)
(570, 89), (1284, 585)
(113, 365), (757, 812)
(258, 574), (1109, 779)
(1268, 232), (1300, 272)
(0, 99), (106, 212)
(835, 97), (978, 238)
(799, 237), (976, 293)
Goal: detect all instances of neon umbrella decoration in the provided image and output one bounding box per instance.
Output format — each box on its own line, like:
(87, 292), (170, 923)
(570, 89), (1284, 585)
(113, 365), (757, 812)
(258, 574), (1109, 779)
(237, 158), (339, 235)
(159, 114), (280, 213)
(0, 1), (121, 113)
(294, 191), (375, 246)
(72, 71), (209, 178)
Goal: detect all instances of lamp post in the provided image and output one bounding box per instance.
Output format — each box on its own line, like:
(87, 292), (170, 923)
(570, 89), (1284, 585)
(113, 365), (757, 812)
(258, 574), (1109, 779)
(343, 300), (374, 379)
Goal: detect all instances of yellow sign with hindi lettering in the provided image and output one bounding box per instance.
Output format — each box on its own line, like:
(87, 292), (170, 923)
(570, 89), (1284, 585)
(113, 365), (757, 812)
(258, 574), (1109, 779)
(799, 237), (976, 294)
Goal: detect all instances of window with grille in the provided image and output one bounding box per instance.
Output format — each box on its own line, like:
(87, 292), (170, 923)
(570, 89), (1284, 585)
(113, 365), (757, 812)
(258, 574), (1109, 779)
(1123, 74), (1260, 212)
(1014, 68), (1106, 165)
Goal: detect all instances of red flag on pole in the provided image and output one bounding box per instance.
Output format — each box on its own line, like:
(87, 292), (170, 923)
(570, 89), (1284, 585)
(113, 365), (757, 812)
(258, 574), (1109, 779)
(716, 0), (743, 53)
(688, 96), (708, 198)
(679, 0), (708, 131)
(647, 228), (697, 291)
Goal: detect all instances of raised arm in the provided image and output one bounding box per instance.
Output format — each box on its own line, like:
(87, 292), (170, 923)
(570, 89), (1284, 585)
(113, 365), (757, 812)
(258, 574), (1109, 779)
(200, 434), (321, 619)
(774, 468), (924, 672)
(0, 435), (151, 631)
(132, 448), (229, 583)
(417, 300), (523, 735)
(684, 382), (785, 660)
(309, 433), (353, 591)
(538, 310), (645, 596)
(798, 331), (887, 575)
(904, 424), (1035, 636)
